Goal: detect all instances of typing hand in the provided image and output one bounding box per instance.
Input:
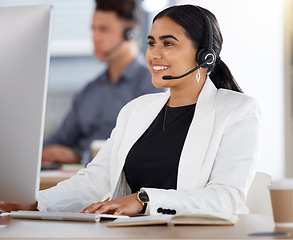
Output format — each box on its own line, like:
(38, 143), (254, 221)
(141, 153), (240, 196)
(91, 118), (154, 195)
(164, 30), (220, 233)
(81, 194), (143, 216)
(0, 201), (37, 213)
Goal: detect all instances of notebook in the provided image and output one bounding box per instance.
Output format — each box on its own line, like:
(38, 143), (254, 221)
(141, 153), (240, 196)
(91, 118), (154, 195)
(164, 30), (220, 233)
(108, 212), (239, 227)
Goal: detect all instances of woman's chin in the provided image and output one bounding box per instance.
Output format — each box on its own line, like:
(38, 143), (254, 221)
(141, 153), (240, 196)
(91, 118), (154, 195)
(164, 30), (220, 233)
(152, 77), (170, 89)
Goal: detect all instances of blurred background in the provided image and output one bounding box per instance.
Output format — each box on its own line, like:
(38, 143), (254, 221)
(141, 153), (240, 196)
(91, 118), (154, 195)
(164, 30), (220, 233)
(0, 0), (291, 179)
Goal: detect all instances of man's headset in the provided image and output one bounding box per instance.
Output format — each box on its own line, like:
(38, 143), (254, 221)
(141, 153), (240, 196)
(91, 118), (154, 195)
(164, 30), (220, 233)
(162, 6), (216, 80)
(105, 9), (137, 56)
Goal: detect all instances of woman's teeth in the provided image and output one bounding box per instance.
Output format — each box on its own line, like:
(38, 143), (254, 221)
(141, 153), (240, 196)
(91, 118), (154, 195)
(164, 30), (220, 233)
(153, 65), (169, 70)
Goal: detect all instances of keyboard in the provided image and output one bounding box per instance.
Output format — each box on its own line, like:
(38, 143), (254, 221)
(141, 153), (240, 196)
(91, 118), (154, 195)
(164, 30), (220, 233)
(10, 211), (129, 222)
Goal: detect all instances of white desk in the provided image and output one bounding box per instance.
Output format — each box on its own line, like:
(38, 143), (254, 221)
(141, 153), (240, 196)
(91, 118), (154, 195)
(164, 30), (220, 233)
(0, 214), (292, 239)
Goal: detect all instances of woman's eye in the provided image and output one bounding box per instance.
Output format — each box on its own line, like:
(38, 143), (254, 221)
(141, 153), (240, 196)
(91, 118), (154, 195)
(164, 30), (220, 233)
(147, 41), (155, 47)
(164, 41), (174, 46)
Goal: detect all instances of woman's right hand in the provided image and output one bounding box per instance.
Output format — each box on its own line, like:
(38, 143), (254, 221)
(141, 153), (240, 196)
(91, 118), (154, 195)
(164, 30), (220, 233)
(0, 201), (38, 213)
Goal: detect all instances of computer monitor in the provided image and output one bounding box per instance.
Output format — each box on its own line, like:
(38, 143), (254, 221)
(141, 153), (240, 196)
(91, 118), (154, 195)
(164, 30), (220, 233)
(0, 5), (52, 203)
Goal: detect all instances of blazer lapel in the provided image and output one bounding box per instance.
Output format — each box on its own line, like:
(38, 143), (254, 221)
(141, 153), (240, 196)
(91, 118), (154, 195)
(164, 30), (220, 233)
(177, 78), (217, 190)
(111, 91), (170, 190)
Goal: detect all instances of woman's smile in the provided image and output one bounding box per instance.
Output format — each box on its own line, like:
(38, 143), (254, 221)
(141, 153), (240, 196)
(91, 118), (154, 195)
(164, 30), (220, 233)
(152, 64), (170, 73)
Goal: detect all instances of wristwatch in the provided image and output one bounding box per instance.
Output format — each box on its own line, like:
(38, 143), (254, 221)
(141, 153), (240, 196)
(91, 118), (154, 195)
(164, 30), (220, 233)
(136, 190), (149, 206)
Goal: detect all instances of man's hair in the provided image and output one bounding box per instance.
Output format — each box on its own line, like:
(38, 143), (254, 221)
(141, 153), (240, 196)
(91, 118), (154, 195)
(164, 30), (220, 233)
(95, 0), (140, 25)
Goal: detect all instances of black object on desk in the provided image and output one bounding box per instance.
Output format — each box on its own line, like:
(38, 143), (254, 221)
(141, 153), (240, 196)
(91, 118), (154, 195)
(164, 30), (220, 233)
(41, 162), (62, 171)
(248, 231), (291, 237)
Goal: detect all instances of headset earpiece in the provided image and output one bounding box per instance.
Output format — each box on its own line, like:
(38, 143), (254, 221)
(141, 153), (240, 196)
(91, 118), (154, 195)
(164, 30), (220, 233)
(123, 28), (136, 41)
(196, 48), (216, 68)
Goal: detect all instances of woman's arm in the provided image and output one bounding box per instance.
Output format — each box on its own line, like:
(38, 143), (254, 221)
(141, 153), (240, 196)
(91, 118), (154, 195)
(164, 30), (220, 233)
(37, 127), (118, 212)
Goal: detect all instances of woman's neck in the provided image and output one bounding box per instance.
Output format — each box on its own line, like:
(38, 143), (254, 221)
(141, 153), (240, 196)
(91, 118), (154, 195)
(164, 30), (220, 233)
(168, 75), (206, 107)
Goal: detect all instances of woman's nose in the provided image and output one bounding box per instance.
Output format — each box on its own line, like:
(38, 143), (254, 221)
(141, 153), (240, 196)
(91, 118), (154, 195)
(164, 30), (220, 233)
(149, 46), (163, 59)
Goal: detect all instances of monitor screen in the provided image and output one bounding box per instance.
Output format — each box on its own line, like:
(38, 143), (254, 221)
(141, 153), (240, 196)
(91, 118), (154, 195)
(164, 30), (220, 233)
(0, 5), (52, 203)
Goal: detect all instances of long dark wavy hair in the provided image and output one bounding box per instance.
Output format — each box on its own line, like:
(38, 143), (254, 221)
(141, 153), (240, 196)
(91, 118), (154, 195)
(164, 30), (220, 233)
(153, 5), (243, 93)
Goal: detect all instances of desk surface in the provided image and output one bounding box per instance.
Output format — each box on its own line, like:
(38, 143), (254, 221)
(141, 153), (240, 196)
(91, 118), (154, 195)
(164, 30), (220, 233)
(0, 214), (292, 239)
(40, 170), (75, 190)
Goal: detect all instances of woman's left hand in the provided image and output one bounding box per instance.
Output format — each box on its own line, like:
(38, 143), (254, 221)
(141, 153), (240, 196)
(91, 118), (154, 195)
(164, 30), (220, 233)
(81, 193), (143, 216)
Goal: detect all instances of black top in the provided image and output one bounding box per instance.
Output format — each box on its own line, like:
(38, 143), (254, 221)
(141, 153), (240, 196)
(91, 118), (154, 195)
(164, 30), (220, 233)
(124, 103), (196, 193)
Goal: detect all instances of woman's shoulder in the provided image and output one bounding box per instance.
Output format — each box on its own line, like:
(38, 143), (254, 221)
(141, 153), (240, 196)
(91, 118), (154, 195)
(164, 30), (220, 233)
(215, 88), (261, 117)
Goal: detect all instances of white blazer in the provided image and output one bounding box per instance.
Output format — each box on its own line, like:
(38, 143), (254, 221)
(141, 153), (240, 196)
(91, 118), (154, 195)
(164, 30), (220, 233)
(38, 78), (261, 215)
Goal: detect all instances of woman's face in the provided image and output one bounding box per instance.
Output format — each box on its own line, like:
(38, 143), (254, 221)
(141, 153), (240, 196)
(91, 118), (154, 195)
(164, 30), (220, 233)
(146, 16), (198, 89)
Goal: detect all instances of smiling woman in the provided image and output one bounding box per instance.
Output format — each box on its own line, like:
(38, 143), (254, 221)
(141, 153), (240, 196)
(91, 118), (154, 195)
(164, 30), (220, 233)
(146, 17), (198, 93)
(0, 4), (261, 217)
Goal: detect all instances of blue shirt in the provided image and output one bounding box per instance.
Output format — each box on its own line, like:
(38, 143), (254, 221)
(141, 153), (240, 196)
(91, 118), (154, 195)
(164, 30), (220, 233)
(45, 56), (164, 161)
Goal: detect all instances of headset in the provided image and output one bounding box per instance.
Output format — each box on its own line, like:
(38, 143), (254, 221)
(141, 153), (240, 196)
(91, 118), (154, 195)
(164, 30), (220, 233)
(105, 8), (137, 56)
(124, 5), (138, 40)
(162, 6), (216, 80)
(195, 6), (216, 69)
(123, 27), (136, 41)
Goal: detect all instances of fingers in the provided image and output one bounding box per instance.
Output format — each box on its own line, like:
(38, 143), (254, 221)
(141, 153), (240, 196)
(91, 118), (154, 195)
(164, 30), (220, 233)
(81, 202), (103, 213)
(0, 201), (19, 213)
(0, 201), (37, 213)
(81, 202), (119, 214)
(81, 194), (143, 216)
(113, 208), (123, 215)
(96, 203), (119, 214)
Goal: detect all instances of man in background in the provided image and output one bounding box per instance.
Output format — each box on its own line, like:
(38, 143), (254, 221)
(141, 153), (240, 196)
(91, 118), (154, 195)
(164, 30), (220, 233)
(42, 0), (163, 165)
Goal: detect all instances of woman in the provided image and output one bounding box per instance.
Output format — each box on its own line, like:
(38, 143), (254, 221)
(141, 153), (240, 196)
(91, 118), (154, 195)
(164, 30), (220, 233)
(0, 5), (260, 216)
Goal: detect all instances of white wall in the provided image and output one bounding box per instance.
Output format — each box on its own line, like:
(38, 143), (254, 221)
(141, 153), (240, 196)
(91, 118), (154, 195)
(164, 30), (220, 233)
(2, 0), (285, 178)
(180, 0), (285, 178)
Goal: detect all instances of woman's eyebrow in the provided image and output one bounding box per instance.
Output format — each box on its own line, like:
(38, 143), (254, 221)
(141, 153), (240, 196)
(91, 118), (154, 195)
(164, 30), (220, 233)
(159, 35), (179, 41)
(147, 35), (179, 41)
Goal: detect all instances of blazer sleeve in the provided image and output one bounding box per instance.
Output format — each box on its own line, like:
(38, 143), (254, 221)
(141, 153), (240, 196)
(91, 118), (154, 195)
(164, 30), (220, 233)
(142, 97), (261, 215)
(37, 128), (117, 212)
